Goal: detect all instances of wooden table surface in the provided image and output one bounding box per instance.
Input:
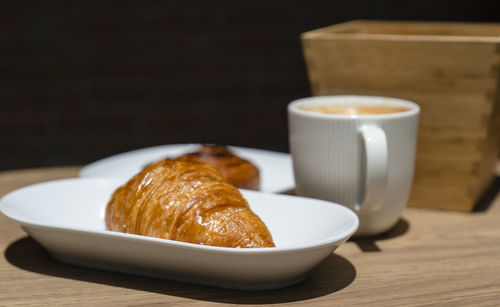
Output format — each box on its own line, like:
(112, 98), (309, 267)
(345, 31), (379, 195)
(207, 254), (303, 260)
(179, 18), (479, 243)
(1, 166), (499, 306)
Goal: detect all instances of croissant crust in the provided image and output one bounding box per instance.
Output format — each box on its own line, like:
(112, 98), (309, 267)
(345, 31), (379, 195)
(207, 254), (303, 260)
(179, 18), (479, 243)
(173, 145), (260, 190)
(105, 160), (274, 248)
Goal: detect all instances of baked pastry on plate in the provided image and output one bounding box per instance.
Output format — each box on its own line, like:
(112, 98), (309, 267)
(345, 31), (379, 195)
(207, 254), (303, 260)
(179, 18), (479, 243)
(173, 144), (260, 190)
(106, 159), (274, 248)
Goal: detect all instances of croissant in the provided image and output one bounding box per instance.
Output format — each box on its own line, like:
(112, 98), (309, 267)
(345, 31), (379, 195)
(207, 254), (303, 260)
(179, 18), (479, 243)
(173, 144), (260, 190)
(105, 160), (274, 248)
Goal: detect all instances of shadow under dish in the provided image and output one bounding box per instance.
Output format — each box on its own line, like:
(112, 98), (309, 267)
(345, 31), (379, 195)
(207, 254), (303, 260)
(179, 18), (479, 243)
(5, 236), (356, 304)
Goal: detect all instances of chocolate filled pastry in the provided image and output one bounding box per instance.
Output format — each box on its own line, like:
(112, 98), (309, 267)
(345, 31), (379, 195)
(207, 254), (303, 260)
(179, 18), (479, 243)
(173, 144), (260, 190)
(106, 160), (275, 248)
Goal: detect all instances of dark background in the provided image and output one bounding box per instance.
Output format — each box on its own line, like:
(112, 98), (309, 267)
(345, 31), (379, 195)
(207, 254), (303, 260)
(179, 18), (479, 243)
(2, 0), (500, 171)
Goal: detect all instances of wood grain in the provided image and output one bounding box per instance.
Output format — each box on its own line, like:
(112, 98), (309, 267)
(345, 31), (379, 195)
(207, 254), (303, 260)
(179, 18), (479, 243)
(1, 165), (500, 305)
(301, 20), (500, 211)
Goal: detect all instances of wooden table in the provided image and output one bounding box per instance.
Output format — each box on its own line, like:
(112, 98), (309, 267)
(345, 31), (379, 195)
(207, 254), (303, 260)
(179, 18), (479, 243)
(1, 166), (499, 306)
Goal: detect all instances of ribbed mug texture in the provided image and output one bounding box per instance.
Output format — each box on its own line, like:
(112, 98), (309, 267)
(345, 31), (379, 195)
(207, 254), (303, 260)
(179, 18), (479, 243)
(288, 96), (420, 235)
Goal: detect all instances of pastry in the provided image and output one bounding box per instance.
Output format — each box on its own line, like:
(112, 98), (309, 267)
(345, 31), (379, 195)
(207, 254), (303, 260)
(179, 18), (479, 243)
(173, 144), (260, 190)
(106, 160), (274, 248)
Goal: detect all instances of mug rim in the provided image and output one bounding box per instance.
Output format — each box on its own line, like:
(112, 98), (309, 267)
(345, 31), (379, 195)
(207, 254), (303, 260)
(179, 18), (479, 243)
(288, 95), (420, 119)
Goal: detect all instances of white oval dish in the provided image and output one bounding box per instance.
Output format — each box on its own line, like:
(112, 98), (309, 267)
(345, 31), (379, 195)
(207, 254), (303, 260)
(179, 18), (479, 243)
(0, 178), (358, 290)
(79, 144), (294, 193)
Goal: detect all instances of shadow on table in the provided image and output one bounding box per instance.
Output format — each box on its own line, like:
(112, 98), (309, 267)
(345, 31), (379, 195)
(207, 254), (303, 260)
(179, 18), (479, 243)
(351, 218), (410, 252)
(473, 176), (500, 212)
(5, 237), (356, 304)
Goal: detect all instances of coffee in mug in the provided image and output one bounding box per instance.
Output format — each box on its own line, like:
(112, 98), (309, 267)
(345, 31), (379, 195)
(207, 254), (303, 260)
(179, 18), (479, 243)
(288, 95), (420, 236)
(303, 105), (409, 115)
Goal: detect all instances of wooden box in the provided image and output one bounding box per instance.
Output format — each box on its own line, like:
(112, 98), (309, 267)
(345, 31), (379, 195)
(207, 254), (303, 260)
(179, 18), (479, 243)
(301, 20), (500, 211)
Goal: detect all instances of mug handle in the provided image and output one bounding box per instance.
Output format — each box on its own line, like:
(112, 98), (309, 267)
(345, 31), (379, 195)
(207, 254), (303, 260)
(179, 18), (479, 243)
(357, 125), (388, 213)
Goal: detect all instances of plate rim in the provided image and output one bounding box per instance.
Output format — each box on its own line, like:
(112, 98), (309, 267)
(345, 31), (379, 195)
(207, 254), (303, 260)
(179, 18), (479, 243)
(78, 143), (295, 193)
(78, 143), (292, 178)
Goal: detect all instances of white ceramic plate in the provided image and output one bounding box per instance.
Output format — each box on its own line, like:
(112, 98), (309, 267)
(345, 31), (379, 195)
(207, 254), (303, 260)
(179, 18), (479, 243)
(0, 178), (358, 290)
(79, 144), (294, 193)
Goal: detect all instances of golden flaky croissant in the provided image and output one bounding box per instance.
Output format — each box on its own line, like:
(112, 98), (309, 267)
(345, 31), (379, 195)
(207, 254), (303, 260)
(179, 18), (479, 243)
(173, 144), (260, 190)
(105, 160), (274, 248)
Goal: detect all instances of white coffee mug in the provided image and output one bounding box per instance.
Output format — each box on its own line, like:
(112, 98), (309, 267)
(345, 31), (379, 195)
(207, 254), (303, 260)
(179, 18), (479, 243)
(288, 95), (420, 236)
